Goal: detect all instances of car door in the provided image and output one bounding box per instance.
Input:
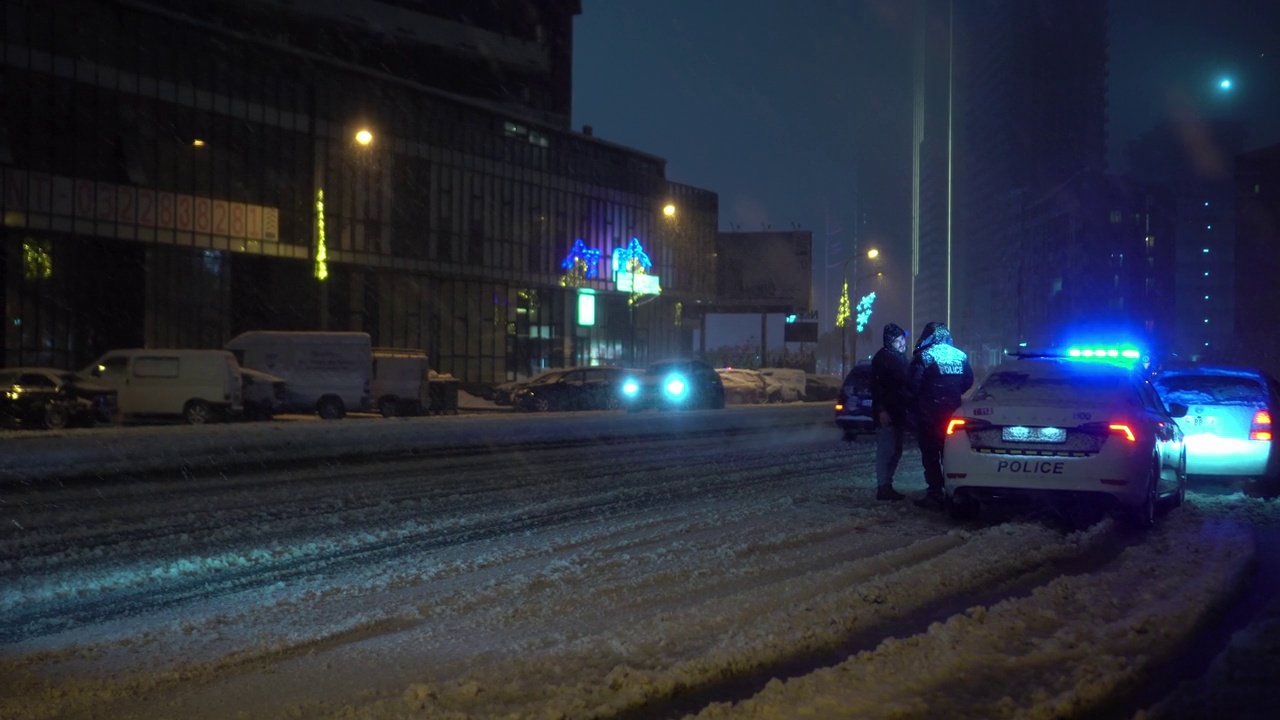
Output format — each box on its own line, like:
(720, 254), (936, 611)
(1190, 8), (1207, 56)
(560, 369), (588, 410)
(1137, 379), (1183, 493)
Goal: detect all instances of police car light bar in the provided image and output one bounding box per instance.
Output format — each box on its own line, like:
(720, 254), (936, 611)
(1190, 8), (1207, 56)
(1006, 345), (1143, 361)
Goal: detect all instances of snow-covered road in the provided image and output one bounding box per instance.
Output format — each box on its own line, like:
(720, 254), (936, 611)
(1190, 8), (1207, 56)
(2, 406), (1279, 719)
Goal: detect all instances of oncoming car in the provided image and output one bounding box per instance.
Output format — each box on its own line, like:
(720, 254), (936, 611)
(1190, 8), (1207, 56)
(1153, 364), (1280, 493)
(620, 358), (726, 412)
(942, 346), (1188, 527)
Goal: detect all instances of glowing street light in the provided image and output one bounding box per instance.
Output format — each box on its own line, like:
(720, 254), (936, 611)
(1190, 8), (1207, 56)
(354, 129), (374, 146)
(1218, 78), (1232, 90)
(663, 203), (676, 217)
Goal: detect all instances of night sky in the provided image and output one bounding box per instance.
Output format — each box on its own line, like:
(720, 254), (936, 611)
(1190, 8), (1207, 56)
(572, 0), (1280, 354)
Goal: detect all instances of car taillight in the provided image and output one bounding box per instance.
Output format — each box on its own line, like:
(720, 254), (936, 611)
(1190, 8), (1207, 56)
(834, 402), (845, 412)
(1081, 421), (1138, 442)
(946, 417), (992, 435)
(1251, 410), (1272, 441)
(1108, 424), (1137, 442)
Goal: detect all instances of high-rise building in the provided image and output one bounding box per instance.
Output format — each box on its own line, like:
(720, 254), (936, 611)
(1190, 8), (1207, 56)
(0, 0), (717, 382)
(915, 0), (1113, 370)
(1125, 121), (1247, 363)
(1235, 143), (1280, 377)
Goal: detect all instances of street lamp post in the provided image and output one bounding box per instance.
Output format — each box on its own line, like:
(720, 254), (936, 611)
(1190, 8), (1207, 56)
(839, 248), (880, 376)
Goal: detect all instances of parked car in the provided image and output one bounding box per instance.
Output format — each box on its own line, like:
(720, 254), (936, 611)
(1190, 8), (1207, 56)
(716, 368), (770, 405)
(1152, 363), (1280, 493)
(372, 348), (431, 417)
(758, 367), (807, 402)
(512, 366), (634, 412)
(0, 367), (117, 429)
(78, 349), (241, 424)
(491, 368), (563, 406)
(943, 345), (1187, 528)
(834, 362), (875, 440)
(805, 373), (842, 402)
(239, 367), (289, 421)
(226, 331), (372, 420)
(620, 358), (726, 412)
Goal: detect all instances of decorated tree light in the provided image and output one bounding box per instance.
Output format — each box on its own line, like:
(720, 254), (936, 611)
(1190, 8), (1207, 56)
(835, 278), (851, 328)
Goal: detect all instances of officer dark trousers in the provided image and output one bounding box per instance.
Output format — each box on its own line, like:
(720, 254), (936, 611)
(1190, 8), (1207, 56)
(917, 413), (948, 494)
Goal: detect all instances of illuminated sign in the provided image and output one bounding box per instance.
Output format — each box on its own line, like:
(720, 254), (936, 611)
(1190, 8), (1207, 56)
(577, 289), (596, 326)
(616, 271), (661, 295)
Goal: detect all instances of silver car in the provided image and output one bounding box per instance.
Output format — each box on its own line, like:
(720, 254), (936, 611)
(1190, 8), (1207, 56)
(1153, 364), (1280, 491)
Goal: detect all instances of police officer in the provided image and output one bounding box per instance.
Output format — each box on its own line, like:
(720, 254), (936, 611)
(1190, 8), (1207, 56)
(909, 322), (974, 510)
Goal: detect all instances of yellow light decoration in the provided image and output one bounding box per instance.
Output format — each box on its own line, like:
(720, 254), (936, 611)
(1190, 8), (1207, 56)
(835, 278), (850, 328)
(23, 240), (53, 280)
(314, 189), (328, 280)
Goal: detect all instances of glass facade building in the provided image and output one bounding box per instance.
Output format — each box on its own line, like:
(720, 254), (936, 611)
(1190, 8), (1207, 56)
(0, 0), (718, 382)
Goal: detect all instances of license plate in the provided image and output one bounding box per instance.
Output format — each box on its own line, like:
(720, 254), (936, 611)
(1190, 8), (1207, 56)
(1001, 426), (1066, 443)
(1185, 416), (1215, 428)
(860, 398), (873, 408)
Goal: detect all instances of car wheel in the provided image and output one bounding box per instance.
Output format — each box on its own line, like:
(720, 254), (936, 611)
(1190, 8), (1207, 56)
(605, 394), (622, 411)
(43, 403), (71, 430)
(1127, 458), (1160, 530)
(842, 429), (858, 442)
(379, 397), (399, 418)
(947, 493), (980, 521)
(317, 396), (346, 420)
(183, 400), (213, 425)
(1168, 451), (1187, 509)
(534, 398), (552, 412)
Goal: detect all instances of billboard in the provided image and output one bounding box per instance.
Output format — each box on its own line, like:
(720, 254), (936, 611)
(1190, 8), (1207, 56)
(713, 231), (812, 313)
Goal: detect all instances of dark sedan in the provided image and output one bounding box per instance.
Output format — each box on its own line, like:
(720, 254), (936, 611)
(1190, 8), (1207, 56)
(619, 358), (726, 412)
(834, 361), (875, 441)
(512, 366), (634, 412)
(0, 367), (118, 429)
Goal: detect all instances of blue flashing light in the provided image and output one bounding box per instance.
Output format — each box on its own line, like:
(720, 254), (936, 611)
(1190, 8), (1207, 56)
(1030, 345), (1143, 362)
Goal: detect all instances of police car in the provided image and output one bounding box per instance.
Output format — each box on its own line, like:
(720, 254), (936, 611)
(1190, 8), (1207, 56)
(942, 345), (1188, 527)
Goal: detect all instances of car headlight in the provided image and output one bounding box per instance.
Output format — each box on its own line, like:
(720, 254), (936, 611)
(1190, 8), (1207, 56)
(622, 380), (640, 396)
(663, 375), (688, 400)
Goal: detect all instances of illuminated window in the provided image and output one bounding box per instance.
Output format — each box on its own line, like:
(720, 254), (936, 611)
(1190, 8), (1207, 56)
(1204, 271), (1210, 277)
(1110, 210), (1122, 223)
(1202, 248), (1210, 253)
(1144, 235), (1155, 250)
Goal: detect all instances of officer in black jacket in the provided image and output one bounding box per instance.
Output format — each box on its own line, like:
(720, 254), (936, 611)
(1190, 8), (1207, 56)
(909, 322), (974, 509)
(870, 322), (911, 501)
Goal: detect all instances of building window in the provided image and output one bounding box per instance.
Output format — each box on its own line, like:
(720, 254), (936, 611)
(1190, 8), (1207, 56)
(1110, 210), (1122, 223)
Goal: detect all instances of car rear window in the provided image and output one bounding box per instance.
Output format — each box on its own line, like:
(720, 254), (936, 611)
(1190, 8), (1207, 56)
(974, 367), (1136, 405)
(1155, 374), (1265, 406)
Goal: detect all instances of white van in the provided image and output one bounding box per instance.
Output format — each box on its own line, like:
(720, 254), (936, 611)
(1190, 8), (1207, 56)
(225, 331), (372, 419)
(79, 349), (242, 424)
(371, 348), (431, 417)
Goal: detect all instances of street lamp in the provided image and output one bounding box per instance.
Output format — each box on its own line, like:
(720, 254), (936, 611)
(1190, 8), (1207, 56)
(839, 248), (881, 376)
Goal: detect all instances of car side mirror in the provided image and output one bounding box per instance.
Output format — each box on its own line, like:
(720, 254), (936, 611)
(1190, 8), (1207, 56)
(1167, 402), (1188, 419)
